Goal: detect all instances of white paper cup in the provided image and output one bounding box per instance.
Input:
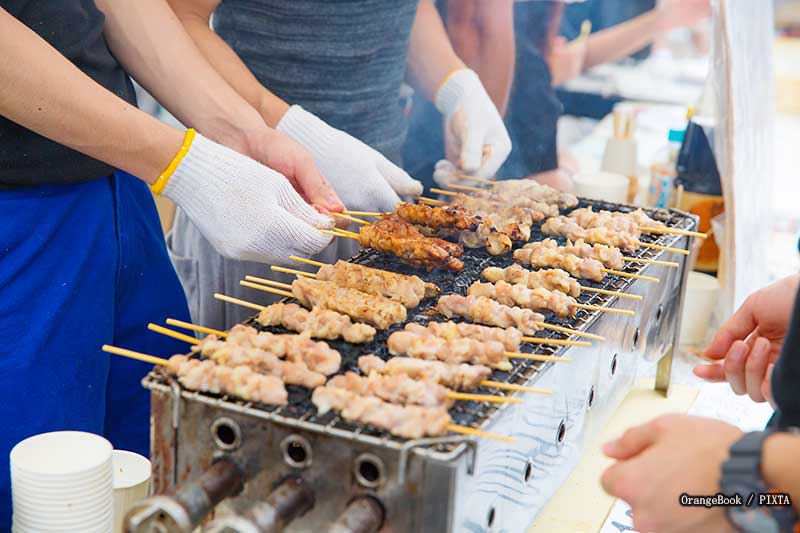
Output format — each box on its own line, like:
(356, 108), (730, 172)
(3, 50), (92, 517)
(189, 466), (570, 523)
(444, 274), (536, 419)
(573, 171), (630, 204)
(679, 272), (721, 346)
(112, 450), (151, 533)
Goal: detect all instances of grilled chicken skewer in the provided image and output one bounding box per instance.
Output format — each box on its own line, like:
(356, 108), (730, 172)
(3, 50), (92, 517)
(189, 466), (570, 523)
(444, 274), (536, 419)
(404, 321), (523, 351)
(335, 214), (464, 271)
(357, 354), (491, 390)
(395, 203), (481, 232)
(102, 346), (288, 405)
(460, 179), (580, 210)
(312, 386), (452, 439)
(255, 302), (376, 344)
(437, 294), (545, 336)
(388, 330), (513, 370)
(568, 206), (666, 236)
(273, 258), (440, 308)
(542, 216), (688, 255)
(242, 277), (407, 329)
(481, 265), (644, 301)
(467, 281), (634, 317)
(430, 188), (537, 240)
(328, 372), (519, 407)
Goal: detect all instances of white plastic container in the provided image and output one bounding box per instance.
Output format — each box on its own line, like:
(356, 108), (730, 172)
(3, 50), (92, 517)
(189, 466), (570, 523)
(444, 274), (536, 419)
(679, 271), (721, 346)
(112, 450), (151, 533)
(572, 171), (629, 204)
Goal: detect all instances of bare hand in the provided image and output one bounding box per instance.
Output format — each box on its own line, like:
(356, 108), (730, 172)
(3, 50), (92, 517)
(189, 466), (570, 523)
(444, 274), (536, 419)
(694, 274), (799, 404)
(243, 126), (345, 215)
(547, 36), (587, 87)
(601, 414), (741, 533)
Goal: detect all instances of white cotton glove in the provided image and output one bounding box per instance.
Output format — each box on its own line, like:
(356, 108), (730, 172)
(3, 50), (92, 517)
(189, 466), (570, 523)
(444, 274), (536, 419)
(162, 133), (335, 263)
(436, 69), (512, 180)
(277, 105), (423, 213)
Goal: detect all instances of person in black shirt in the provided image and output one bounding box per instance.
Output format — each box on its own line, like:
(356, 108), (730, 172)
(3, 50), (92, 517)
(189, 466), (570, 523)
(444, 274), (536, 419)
(0, 1), (345, 526)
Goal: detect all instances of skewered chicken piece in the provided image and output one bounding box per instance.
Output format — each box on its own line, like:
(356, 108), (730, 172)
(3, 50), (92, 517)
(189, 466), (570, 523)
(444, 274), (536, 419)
(569, 206), (666, 236)
(359, 215), (464, 271)
(395, 203), (481, 232)
(404, 321), (523, 352)
(437, 294), (545, 336)
(167, 355), (288, 405)
(357, 355), (492, 390)
(449, 194), (537, 238)
(189, 337), (326, 388)
(202, 324), (342, 376)
(482, 265), (581, 298)
(468, 281), (581, 317)
(541, 217), (640, 252)
(316, 260), (440, 307)
(416, 221), (514, 256)
(312, 386), (451, 439)
(291, 277), (407, 329)
(488, 179), (579, 210)
(388, 330), (511, 370)
(328, 371), (451, 407)
(562, 239), (625, 270)
(513, 240), (606, 282)
(257, 302), (377, 344)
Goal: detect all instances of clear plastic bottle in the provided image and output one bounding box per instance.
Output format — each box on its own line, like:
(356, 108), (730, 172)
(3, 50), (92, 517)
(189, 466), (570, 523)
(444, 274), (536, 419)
(648, 128), (684, 207)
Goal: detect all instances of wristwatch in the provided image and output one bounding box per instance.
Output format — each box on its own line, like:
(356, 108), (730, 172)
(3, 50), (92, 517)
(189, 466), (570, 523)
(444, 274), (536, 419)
(720, 430), (798, 532)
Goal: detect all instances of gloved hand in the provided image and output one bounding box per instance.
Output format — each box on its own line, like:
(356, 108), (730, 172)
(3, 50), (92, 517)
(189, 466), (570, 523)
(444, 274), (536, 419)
(435, 69), (511, 180)
(278, 105), (423, 212)
(432, 159), (493, 190)
(161, 132), (335, 264)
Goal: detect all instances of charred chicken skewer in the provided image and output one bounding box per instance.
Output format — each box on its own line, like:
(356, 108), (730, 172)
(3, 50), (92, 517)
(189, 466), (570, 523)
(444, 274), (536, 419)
(102, 346), (288, 405)
(273, 259), (440, 308)
(467, 281), (635, 317)
(394, 203), (481, 232)
(481, 265), (644, 301)
(451, 179), (579, 210)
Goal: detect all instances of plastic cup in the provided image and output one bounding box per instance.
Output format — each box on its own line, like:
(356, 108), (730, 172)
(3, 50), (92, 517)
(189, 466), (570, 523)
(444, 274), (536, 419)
(573, 171), (629, 204)
(679, 271), (721, 346)
(112, 450), (151, 533)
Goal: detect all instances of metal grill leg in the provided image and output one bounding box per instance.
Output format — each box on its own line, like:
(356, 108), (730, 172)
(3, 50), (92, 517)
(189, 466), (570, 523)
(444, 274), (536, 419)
(654, 346), (674, 396)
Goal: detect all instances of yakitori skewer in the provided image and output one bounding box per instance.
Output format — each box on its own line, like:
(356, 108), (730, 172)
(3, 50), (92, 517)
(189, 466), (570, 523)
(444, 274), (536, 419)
(148, 323), (199, 345)
(331, 212), (369, 225)
(418, 197), (447, 207)
(342, 210), (384, 217)
(452, 173), (495, 185)
(542, 216), (689, 255)
(637, 225), (707, 239)
(166, 318), (228, 338)
(481, 380), (552, 395)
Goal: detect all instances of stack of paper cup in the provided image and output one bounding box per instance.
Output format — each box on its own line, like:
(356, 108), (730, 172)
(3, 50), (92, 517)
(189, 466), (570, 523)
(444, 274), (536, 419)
(11, 431), (113, 532)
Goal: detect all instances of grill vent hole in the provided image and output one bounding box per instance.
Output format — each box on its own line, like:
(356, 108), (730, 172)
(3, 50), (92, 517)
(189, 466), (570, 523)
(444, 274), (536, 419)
(524, 460), (533, 482)
(487, 507), (496, 528)
(633, 328), (640, 349)
(281, 435), (313, 469)
(588, 386), (596, 408)
(557, 420), (566, 444)
(656, 305), (663, 322)
(610, 354), (619, 376)
(211, 418), (241, 451)
(354, 453), (385, 488)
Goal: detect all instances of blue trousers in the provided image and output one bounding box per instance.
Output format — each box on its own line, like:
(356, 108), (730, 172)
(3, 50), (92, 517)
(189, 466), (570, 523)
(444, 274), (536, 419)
(0, 171), (191, 528)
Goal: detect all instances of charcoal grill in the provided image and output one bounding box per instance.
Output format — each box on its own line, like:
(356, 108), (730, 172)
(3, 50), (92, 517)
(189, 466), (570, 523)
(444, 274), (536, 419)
(127, 199), (698, 533)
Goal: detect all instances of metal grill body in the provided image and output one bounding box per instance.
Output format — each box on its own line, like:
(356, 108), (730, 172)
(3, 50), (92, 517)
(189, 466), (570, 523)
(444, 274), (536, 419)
(144, 202), (697, 532)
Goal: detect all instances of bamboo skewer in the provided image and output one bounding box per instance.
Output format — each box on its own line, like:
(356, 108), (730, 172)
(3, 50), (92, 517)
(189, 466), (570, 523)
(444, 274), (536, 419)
(452, 174), (495, 185)
(480, 380), (552, 395)
(322, 229), (359, 240)
(214, 293), (268, 311)
(166, 318), (227, 338)
(102, 345), (169, 366)
(601, 268), (659, 283)
(245, 276), (292, 289)
(446, 424), (514, 443)
(240, 281), (293, 299)
(446, 183), (485, 193)
(580, 286), (642, 301)
(574, 303), (635, 316)
(447, 392), (522, 404)
(507, 352), (571, 363)
(533, 323), (605, 341)
(429, 188), (462, 197)
(418, 197), (447, 206)
(331, 212), (369, 225)
(331, 227), (360, 238)
(521, 337), (591, 347)
(621, 257), (679, 268)
(148, 323), (200, 345)
(638, 226), (707, 239)
(290, 255), (325, 268)
(271, 265), (316, 278)
(636, 241), (689, 255)
(343, 210), (384, 217)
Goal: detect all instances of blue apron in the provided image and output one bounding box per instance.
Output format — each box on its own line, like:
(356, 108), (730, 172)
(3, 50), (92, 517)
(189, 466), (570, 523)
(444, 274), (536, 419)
(0, 171), (191, 527)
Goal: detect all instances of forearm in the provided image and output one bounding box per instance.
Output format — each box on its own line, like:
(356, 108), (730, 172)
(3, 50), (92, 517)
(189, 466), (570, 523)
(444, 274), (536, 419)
(445, 0), (514, 114)
(95, 0), (265, 152)
(167, 0), (289, 127)
(581, 10), (663, 70)
(406, 0), (465, 102)
(762, 433), (800, 512)
(0, 9), (181, 184)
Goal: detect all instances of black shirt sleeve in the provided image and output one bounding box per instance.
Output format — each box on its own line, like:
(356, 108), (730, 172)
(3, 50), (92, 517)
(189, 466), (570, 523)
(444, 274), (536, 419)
(769, 282), (800, 428)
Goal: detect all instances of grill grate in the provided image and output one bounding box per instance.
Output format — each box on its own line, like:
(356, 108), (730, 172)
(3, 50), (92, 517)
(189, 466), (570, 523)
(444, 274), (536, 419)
(145, 201), (697, 454)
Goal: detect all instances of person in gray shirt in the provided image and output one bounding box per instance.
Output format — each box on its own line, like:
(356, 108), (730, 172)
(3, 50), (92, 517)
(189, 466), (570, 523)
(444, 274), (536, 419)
(168, 0), (512, 328)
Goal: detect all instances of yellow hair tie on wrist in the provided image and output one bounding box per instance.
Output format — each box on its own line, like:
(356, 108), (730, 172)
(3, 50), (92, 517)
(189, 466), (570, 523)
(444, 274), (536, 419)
(151, 128), (196, 195)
